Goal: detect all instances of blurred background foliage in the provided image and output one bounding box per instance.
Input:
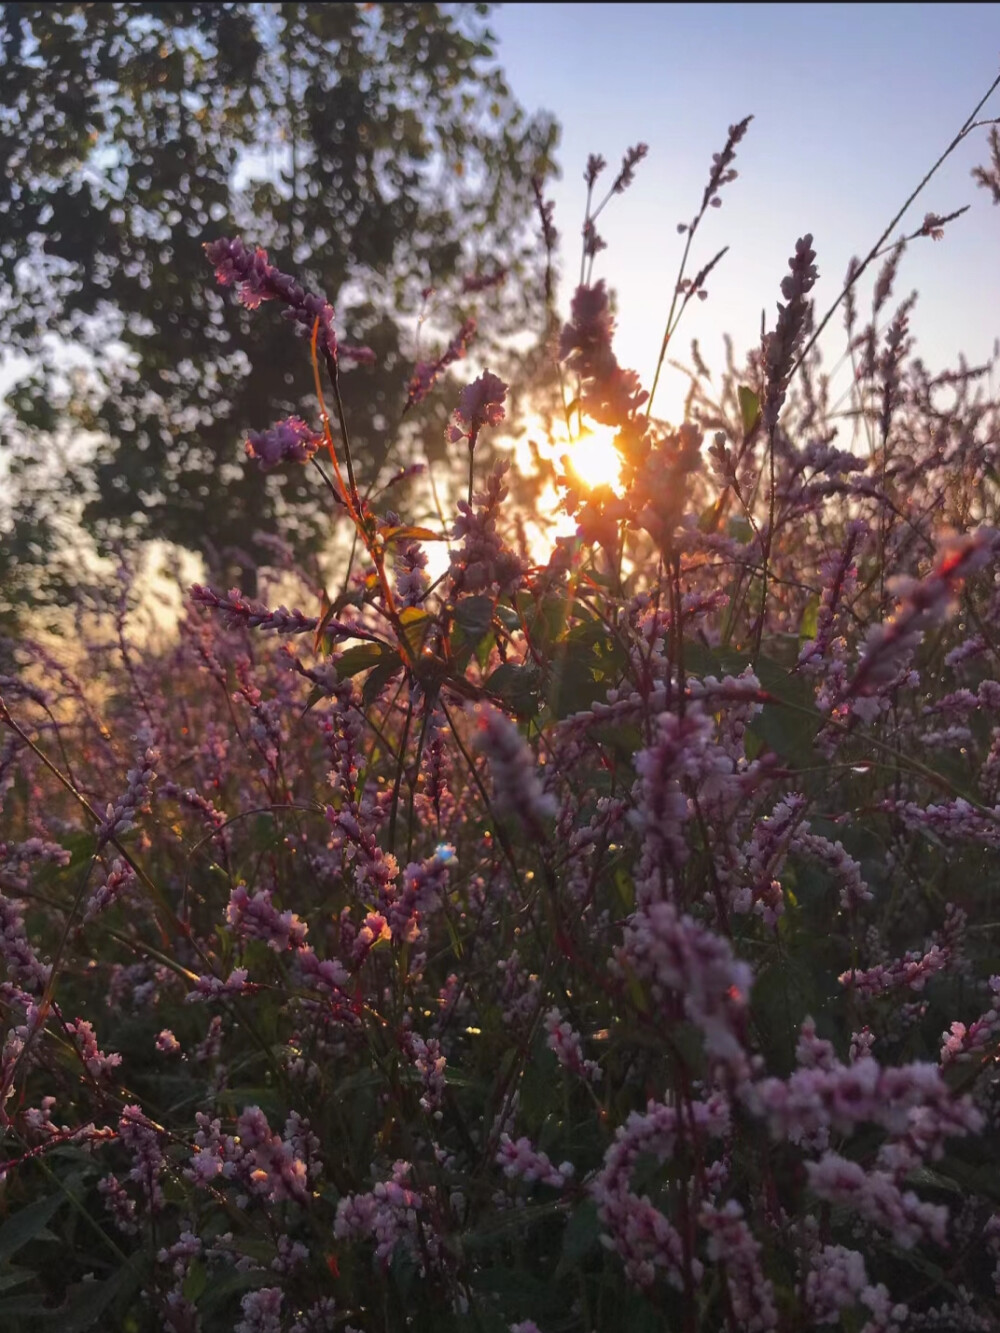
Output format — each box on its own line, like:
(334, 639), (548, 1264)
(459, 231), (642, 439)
(0, 1), (559, 631)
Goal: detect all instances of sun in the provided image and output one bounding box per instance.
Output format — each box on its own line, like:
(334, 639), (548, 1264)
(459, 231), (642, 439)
(500, 413), (629, 563)
(565, 421), (624, 492)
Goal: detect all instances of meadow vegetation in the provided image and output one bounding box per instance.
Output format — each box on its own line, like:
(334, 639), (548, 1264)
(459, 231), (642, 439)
(5, 57), (1000, 1333)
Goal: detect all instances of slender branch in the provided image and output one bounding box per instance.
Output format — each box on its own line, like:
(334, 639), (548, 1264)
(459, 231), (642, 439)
(791, 71), (1000, 380)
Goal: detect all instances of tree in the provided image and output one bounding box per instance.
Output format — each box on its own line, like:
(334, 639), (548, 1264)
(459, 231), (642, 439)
(0, 2), (557, 594)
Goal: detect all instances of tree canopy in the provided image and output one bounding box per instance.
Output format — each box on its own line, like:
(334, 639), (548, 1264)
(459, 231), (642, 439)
(0, 2), (557, 603)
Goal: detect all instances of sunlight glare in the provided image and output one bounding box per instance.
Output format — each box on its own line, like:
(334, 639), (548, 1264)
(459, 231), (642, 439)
(565, 422), (623, 493)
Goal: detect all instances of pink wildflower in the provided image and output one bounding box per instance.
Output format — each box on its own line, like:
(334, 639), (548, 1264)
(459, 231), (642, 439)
(244, 417), (323, 471)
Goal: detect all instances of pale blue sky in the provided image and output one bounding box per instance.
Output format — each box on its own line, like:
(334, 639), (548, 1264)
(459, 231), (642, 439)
(491, 2), (1000, 423)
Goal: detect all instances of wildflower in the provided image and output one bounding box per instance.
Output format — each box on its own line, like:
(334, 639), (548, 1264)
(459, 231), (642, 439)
(532, 175), (558, 252)
(461, 269), (506, 294)
(0, 894), (51, 992)
(700, 117), (751, 214)
(617, 903), (753, 1074)
(849, 528), (1000, 698)
(558, 281), (615, 376)
(612, 142), (648, 194)
(97, 741), (159, 849)
(244, 417), (323, 471)
(762, 234), (819, 433)
(585, 153), (607, 187)
(545, 1007), (602, 1084)
(939, 976), (1000, 1064)
(235, 1105), (310, 1205)
(468, 702), (557, 831)
(83, 858), (137, 922)
(384, 845), (455, 943)
(591, 1093), (728, 1288)
(67, 1018), (122, 1079)
(973, 125), (1000, 204)
(805, 1245), (870, 1325)
(450, 459), (527, 594)
(225, 884), (307, 952)
(204, 236), (337, 355)
(187, 968), (251, 1002)
(190, 584), (322, 636)
(236, 1287), (284, 1333)
(404, 317), (476, 413)
(558, 281), (647, 428)
(446, 369), (508, 443)
(805, 1153), (947, 1248)
(335, 1161), (429, 1270)
(496, 1134), (574, 1188)
(118, 1105), (167, 1210)
(699, 1200), (778, 1332)
(402, 1030), (447, 1116)
(393, 532), (430, 607)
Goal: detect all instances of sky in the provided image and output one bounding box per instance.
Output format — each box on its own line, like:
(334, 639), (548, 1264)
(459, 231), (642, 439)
(489, 2), (1000, 427)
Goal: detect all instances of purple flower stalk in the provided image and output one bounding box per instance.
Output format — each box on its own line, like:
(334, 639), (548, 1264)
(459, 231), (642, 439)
(761, 234), (819, 434)
(190, 585), (321, 636)
(204, 236), (338, 356)
(468, 702), (556, 831)
(446, 369), (508, 443)
(405, 317), (476, 414)
(97, 742), (159, 850)
(244, 417), (324, 471)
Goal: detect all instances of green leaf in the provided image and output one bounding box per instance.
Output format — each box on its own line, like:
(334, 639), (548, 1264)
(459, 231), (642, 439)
(557, 1199), (601, 1272)
(727, 515), (753, 545)
(0, 1252), (148, 1332)
(197, 1266), (276, 1315)
(0, 1269), (33, 1294)
(738, 384), (761, 436)
(0, 1195), (64, 1265)
(183, 1259), (207, 1304)
(547, 650), (602, 720)
(313, 588), (339, 654)
(54, 1255), (146, 1333)
(334, 643), (388, 679)
(467, 1265), (564, 1316)
(799, 593), (820, 646)
(681, 638), (822, 768)
(300, 683), (329, 717)
(398, 606), (433, 658)
(453, 595), (494, 644)
(528, 592), (570, 649)
(474, 631), (496, 673)
(379, 524), (447, 543)
(0, 1293), (48, 1322)
(362, 650), (404, 707)
(620, 1290), (671, 1333)
(225, 1086), (287, 1116)
(485, 662), (541, 718)
(904, 1166), (964, 1197)
(398, 605), (432, 631)
(590, 723), (642, 764)
(57, 832), (96, 872)
(749, 700), (821, 769)
(565, 615), (609, 649)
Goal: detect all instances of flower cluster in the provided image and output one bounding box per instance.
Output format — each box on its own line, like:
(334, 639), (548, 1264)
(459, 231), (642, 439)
(244, 417), (324, 471)
(205, 236), (338, 356)
(445, 368), (508, 444)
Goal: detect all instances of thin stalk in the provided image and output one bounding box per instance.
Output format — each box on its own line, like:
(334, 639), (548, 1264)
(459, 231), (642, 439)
(790, 75), (1000, 382)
